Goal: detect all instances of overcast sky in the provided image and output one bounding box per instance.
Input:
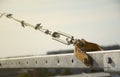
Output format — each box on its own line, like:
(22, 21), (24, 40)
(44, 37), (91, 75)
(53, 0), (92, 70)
(0, 0), (120, 57)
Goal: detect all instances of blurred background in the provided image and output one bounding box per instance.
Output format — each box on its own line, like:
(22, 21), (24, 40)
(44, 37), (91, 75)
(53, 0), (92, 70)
(0, 0), (120, 77)
(0, 0), (120, 57)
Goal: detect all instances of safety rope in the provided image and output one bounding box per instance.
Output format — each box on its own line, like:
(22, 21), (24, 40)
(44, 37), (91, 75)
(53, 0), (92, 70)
(0, 13), (76, 45)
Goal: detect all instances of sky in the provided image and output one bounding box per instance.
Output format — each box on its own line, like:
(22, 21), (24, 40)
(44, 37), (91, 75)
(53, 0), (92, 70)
(0, 0), (120, 57)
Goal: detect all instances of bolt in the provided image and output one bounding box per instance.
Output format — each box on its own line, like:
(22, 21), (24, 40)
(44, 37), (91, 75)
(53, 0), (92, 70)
(82, 58), (87, 64)
(107, 57), (112, 64)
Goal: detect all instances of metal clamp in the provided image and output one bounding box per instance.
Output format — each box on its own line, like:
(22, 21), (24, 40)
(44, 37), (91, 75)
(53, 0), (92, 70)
(74, 40), (92, 66)
(35, 23), (42, 30)
(6, 14), (13, 18)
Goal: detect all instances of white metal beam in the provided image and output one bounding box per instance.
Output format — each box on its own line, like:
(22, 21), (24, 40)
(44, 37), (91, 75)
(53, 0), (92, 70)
(0, 50), (120, 73)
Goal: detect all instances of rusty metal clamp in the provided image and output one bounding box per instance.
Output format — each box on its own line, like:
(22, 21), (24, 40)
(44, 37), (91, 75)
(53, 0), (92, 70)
(73, 39), (92, 66)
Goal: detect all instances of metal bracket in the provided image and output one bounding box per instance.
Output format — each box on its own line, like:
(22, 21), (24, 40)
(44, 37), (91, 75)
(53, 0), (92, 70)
(74, 46), (92, 66)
